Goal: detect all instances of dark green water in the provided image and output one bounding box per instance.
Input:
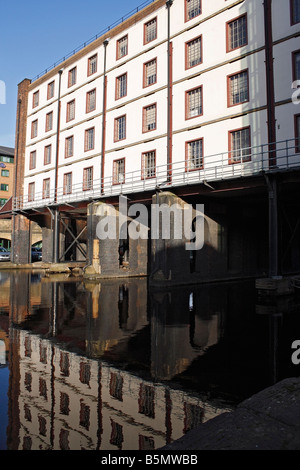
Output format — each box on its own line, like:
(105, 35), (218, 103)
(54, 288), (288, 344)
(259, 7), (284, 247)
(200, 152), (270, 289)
(0, 270), (299, 450)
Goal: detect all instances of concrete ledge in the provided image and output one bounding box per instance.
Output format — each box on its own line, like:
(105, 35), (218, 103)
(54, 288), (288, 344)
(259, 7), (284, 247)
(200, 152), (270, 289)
(161, 378), (300, 450)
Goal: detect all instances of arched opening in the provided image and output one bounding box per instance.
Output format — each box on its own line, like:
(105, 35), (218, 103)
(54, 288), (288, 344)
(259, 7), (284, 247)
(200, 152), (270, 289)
(0, 238), (11, 250)
(31, 240), (42, 262)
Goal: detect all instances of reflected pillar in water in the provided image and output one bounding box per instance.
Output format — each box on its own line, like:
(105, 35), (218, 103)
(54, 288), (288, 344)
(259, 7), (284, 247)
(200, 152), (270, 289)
(150, 288), (220, 381)
(85, 279), (148, 360)
(9, 272), (31, 324)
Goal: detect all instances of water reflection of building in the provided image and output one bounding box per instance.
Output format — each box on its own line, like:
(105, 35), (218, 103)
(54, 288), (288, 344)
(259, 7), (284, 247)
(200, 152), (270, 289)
(9, 327), (231, 451)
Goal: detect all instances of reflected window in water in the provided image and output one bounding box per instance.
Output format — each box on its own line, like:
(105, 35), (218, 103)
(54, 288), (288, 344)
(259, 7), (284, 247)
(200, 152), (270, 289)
(59, 429), (70, 451)
(110, 420), (123, 449)
(184, 402), (204, 433)
(60, 392), (70, 416)
(24, 336), (31, 358)
(39, 344), (47, 364)
(24, 404), (32, 422)
(79, 401), (90, 430)
(110, 372), (123, 401)
(79, 362), (91, 386)
(60, 352), (70, 377)
(139, 384), (155, 418)
(139, 434), (155, 451)
(39, 378), (47, 400)
(23, 436), (32, 450)
(38, 415), (47, 437)
(25, 372), (32, 392)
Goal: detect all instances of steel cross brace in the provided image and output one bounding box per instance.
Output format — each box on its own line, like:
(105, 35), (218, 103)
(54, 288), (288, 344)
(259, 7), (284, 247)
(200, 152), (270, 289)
(60, 219), (87, 261)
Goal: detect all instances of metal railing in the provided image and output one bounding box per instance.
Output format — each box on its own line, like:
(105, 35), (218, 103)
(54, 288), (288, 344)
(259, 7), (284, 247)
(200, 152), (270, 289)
(31, 0), (156, 82)
(13, 138), (300, 211)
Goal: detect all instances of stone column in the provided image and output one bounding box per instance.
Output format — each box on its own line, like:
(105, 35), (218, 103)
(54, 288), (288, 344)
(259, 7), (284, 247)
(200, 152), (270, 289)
(85, 200), (148, 278)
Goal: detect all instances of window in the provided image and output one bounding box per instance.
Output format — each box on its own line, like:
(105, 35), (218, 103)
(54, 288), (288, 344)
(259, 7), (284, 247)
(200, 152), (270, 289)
(291, 0), (300, 24)
(45, 111), (53, 131)
(295, 114), (300, 152)
(33, 91), (39, 108)
(143, 104), (157, 132)
(0, 156), (13, 163)
(65, 136), (74, 158)
(68, 67), (77, 87)
(83, 167), (93, 191)
(0, 199), (7, 206)
(0, 184), (8, 191)
(186, 86), (203, 119)
(88, 54), (97, 76)
(142, 150), (156, 179)
(293, 51), (300, 81)
(144, 58), (157, 87)
(63, 173), (72, 195)
(28, 182), (35, 202)
(114, 115), (126, 141)
(113, 158), (125, 184)
(31, 120), (38, 138)
(43, 178), (50, 199)
(229, 127), (251, 164)
(1, 170), (9, 177)
(117, 35), (128, 59)
(227, 14), (247, 52)
(186, 138), (203, 171)
(228, 69), (249, 106)
(44, 145), (51, 165)
(30, 151), (36, 170)
(185, 0), (201, 21)
(144, 18), (157, 44)
(85, 127), (95, 151)
(47, 81), (54, 99)
(186, 36), (202, 69)
(66, 100), (75, 122)
(116, 73), (127, 99)
(86, 89), (96, 113)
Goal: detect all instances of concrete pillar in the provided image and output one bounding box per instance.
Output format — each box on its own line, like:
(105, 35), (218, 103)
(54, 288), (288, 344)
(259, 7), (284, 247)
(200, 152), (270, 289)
(85, 200), (148, 278)
(150, 191), (211, 285)
(12, 214), (31, 264)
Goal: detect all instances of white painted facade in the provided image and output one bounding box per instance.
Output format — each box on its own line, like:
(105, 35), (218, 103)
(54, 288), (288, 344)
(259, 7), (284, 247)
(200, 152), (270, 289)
(19, 0), (300, 209)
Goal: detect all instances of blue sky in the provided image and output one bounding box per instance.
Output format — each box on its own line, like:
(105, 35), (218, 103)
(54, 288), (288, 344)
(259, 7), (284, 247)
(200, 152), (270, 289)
(0, 0), (149, 148)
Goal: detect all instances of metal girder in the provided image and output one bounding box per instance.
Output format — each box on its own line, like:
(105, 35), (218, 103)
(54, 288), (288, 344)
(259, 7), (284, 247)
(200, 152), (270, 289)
(60, 219), (87, 261)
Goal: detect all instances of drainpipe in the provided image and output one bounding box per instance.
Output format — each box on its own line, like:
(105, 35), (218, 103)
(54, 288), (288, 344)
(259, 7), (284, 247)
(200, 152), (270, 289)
(101, 39), (109, 195)
(166, 0), (173, 183)
(11, 98), (22, 263)
(263, 0), (279, 277)
(264, 0), (276, 167)
(53, 69), (63, 263)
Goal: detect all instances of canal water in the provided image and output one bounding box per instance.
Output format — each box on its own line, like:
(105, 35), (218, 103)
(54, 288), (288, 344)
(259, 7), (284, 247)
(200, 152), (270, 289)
(0, 270), (299, 450)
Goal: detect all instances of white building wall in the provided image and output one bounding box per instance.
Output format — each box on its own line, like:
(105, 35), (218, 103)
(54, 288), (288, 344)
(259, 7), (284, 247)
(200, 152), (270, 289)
(21, 0), (300, 206)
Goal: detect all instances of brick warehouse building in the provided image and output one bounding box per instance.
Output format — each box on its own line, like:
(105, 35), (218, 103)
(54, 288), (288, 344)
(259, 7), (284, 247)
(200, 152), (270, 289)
(10, 0), (300, 285)
(0, 146), (14, 209)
